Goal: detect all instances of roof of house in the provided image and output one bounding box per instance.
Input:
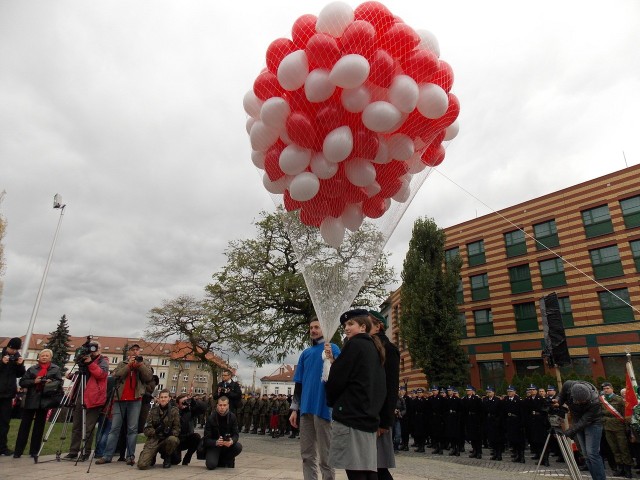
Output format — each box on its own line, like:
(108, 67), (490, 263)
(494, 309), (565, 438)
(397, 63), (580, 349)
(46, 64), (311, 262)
(260, 364), (296, 382)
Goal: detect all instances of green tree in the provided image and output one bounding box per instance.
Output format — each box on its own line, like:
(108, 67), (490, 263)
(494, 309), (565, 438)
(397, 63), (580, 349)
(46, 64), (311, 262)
(205, 208), (395, 365)
(45, 314), (71, 373)
(399, 217), (469, 387)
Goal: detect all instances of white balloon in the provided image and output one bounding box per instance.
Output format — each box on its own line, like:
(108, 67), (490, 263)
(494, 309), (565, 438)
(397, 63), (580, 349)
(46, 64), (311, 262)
(392, 180), (411, 203)
(310, 152), (339, 179)
(246, 117), (256, 135)
(345, 158), (376, 187)
(316, 2), (354, 37)
(372, 137), (390, 164)
(416, 29), (440, 57)
(320, 216), (346, 249)
(417, 83), (449, 119)
(323, 126), (353, 163)
(341, 86), (371, 113)
(263, 173), (290, 194)
(389, 75), (419, 113)
(280, 129), (293, 145)
(277, 50), (309, 91)
(407, 152), (427, 174)
(305, 69), (335, 103)
(342, 203), (364, 232)
(261, 97), (290, 131)
(365, 181), (381, 197)
(329, 54), (370, 89)
(444, 120), (460, 141)
(289, 172), (320, 201)
(251, 150), (265, 169)
(250, 121), (280, 152)
(242, 90), (263, 118)
(388, 134), (414, 161)
(279, 144), (312, 175)
(362, 101), (402, 133)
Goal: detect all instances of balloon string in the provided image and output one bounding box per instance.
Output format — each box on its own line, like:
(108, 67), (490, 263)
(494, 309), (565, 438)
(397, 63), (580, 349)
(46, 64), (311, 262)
(433, 167), (640, 315)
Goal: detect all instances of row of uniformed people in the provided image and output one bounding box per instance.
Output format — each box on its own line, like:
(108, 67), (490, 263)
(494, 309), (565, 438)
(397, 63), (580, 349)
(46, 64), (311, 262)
(235, 392), (296, 438)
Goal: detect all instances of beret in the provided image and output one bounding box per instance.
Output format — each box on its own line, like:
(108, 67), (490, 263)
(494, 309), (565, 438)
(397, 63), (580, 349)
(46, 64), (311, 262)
(340, 308), (370, 325)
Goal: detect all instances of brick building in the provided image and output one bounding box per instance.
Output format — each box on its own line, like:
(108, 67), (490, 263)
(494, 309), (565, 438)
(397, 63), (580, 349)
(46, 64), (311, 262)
(386, 164), (640, 390)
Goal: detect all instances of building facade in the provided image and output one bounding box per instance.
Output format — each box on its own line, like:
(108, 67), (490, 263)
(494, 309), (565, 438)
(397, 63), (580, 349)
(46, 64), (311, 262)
(260, 364), (296, 396)
(389, 165), (640, 390)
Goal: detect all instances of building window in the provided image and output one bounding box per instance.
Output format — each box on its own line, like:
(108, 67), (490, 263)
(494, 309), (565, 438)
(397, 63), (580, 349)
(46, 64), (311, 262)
(161, 359), (168, 366)
(184, 362), (191, 369)
(172, 374), (178, 381)
(274, 387), (279, 395)
(288, 387), (292, 395)
(181, 387), (187, 393)
(582, 204), (613, 238)
(620, 196), (640, 228)
(590, 245), (624, 279)
(445, 247), (460, 264)
(473, 309), (493, 337)
(599, 288), (634, 323)
(514, 359), (544, 377)
(170, 385), (176, 393)
(456, 277), (464, 304)
(173, 361), (180, 368)
(533, 220), (559, 250)
(467, 240), (486, 267)
(504, 229), (527, 257)
(159, 372), (166, 379)
(458, 312), (467, 338)
(478, 361), (504, 389)
(183, 375), (189, 381)
(470, 273), (489, 301)
(508, 264), (533, 293)
(602, 354), (640, 378)
(112, 357), (118, 364)
(514, 302), (538, 332)
(558, 296), (574, 327)
(630, 240), (640, 272)
(539, 257), (566, 288)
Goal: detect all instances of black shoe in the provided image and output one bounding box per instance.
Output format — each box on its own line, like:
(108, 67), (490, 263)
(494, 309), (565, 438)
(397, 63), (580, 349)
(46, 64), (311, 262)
(63, 453), (78, 460)
(117, 456), (126, 462)
(415, 447), (425, 453)
(542, 459), (550, 467)
(531, 454), (540, 460)
(163, 458), (172, 469)
(401, 445), (409, 451)
(1, 449), (14, 456)
(13, 453), (21, 459)
(80, 453), (91, 462)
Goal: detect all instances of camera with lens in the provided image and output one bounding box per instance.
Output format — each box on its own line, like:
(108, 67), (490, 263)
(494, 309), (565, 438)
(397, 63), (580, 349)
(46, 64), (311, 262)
(74, 336), (99, 364)
(135, 355), (144, 363)
(223, 434), (231, 441)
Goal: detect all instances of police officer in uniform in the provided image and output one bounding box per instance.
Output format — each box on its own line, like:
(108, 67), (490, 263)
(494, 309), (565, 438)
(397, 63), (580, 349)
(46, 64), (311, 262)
(482, 386), (504, 461)
(412, 388), (428, 452)
(525, 384), (549, 465)
(503, 385), (526, 463)
(445, 386), (462, 456)
(461, 385), (483, 459)
(399, 388), (412, 451)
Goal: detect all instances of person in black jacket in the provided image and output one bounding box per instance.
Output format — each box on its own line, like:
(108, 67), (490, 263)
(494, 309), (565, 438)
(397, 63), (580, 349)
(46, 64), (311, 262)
(171, 393), (207, 466)
(369, 310), (400, 480)
(554, 380), (605, 480)
(203, 396), (242, 469)
(0, 337), (26, 456)
(325, 309), (386, 480)
(214, 370), (242, 415)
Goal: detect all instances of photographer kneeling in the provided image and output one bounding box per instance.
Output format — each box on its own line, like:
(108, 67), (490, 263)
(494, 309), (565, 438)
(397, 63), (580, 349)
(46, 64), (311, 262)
(137, 389), (180, 469)
(170, 393), (207, 466)
(203, 396), (242, 469)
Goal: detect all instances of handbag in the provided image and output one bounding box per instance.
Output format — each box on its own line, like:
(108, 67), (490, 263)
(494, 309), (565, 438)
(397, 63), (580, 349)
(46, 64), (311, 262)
(40, 380), (64, 409)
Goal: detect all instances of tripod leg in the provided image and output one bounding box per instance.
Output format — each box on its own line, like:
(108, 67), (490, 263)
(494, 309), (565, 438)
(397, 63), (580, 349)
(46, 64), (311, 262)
(535, 433), (552, 475)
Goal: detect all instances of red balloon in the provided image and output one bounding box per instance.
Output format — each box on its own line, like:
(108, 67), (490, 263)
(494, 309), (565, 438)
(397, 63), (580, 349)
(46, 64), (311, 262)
(292, 14), (317, 49)
(354, 2), (395, 36)
(369, 49), (396, 88)
(362, 195), (387, 218)
(417, 93), (460, 143)
(306, 33), (341, 69)
(253, 71), (285, 101)
(315, 103), (344, 140)
(320, 176), (348, 199)
(300, 207), (324, 227)
(286, 88), (317, 117)
(286, 112), (317, 149)
(396, 110), (423, 138)
(341, 20), (376, 58)
(421, 144), (445, 167)
(379, 23), (420, 58)
(284, 190), (303, 212)
(431, 60), (454, 92)
(400, 49), (439, 84)
(264, 142), (286, 181)
(266, 38), (297, 74)
(352, 128), (379, 160)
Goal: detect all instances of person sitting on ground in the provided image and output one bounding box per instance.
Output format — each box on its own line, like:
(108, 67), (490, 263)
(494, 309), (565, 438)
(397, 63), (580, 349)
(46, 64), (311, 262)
(203, 396), (242, 470)
(136, 389), (180, 470)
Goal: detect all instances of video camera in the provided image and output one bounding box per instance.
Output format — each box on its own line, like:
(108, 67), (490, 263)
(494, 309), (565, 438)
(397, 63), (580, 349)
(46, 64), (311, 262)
(7, 352), (21, 362)
(74, 335), (99, 364)
(155, 424), (172, 439)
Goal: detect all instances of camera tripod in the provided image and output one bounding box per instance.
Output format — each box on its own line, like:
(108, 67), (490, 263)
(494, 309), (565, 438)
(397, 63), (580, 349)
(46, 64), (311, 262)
(534, 427), (583, 480)
(36, 364), (94, 464)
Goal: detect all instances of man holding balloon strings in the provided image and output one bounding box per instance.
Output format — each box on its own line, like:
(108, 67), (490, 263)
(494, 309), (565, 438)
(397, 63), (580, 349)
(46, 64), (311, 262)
(290, 318), (341, 480)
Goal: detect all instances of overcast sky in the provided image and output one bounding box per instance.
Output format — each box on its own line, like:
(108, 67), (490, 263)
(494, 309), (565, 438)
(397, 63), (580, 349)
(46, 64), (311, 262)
(1, 0), (639, 383)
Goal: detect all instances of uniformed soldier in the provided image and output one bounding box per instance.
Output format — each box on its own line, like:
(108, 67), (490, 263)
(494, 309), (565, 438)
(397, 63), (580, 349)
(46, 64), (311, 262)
(524, 384), (549, 465)
(429, 387), (447, 454)
(482, 386), (504, 461)
(277, 393), (290, 437)
(257, 393), (269, 434)
(601, 381), (634, 478)
(250, 393), (260, 434)
(399, 388), (412, 451)
(503, 385), (526, 463)
(461, 385), (483, 459)
(412, 388), (428, 452)
(243, 393), (256, 433)
(545, 385), (563, 463)
(445, 386), (462, 456)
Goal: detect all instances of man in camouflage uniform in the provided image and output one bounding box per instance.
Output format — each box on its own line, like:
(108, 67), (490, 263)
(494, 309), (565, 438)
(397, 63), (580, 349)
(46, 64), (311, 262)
(258, 393), (269, 434)
(137, 389), (180, 470)
(601, 381), (634, 478)
(243, 393), (256, 433)
(251, 393), (261, 434)
(278, 393), (290, 437)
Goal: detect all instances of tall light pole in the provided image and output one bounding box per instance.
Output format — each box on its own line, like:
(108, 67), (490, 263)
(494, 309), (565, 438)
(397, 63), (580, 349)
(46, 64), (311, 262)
(23, 194), (66, 358)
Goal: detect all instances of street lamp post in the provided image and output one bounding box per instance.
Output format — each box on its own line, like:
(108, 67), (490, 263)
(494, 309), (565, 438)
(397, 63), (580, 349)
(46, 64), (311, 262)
(23, 194), (66, 358)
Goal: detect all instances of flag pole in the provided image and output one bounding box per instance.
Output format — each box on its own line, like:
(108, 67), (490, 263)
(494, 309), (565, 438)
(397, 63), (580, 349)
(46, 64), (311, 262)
(626, 350), (638, 392)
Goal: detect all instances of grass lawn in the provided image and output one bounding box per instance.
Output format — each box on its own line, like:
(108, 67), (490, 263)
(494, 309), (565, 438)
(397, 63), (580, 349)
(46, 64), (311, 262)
(6, 418), (145, 457)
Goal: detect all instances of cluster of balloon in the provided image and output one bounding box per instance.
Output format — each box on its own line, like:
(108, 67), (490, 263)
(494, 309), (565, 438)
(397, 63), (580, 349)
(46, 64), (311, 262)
(244, 1), (460, 248)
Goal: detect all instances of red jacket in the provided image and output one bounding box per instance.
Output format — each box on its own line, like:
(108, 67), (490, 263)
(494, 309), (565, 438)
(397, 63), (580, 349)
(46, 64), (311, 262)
(75, 355), (109, 409)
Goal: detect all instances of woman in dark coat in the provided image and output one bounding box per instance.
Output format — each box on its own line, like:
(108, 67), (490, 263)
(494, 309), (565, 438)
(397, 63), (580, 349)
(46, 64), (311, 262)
(13, 349), (63, 458)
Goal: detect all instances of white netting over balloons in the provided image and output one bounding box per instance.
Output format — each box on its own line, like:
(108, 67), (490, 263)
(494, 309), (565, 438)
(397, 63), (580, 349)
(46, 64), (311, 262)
(244, 1), (460, 342)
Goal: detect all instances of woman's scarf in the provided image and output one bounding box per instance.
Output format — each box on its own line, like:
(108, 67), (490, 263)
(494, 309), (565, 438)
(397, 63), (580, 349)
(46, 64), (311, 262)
(36, 361), (51, 391)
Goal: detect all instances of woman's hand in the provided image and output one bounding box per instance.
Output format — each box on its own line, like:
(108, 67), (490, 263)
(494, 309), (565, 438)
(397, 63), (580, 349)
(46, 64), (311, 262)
(324, 343), (334, 363)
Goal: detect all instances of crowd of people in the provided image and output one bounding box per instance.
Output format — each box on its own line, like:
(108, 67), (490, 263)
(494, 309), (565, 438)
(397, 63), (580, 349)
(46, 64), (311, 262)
(3, 319), (640, 480)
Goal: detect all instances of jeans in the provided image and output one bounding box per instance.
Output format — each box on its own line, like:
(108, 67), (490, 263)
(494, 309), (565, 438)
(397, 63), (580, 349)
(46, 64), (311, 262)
(102, 400), (141, 460)
(574, 422), (605, 480)
(94, 415), (112, 457)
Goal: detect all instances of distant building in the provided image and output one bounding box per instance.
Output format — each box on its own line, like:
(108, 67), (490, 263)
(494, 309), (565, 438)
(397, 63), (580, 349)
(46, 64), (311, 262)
(387, 164), (640, 390)
(260, 364), (295, 396)
(0, 333), (231, 395)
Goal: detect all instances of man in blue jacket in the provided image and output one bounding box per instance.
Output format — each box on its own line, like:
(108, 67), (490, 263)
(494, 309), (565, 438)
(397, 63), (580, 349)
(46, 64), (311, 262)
(289, 318), (340, 480)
